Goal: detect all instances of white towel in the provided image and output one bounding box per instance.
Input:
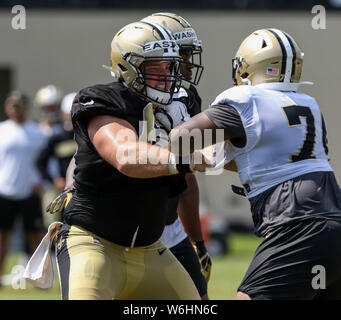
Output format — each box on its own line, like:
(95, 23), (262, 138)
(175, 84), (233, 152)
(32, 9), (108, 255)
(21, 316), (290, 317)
(23, 221), (63, 289)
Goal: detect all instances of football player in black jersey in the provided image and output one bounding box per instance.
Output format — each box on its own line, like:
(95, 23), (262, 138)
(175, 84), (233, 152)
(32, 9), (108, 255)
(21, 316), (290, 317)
(50, 21), (207, 300)
(141, 13), (211, 300)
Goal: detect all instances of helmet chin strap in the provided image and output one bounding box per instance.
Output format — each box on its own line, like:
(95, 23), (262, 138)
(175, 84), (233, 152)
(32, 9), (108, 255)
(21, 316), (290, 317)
(145, 86), (172, 105)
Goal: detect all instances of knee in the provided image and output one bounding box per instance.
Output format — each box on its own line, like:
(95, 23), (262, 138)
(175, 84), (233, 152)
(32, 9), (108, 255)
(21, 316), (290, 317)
(236, 291), (251, 300)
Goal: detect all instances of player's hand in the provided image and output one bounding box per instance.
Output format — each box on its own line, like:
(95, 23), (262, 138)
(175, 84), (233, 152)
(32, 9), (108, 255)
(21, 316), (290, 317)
(46, 188), (74, 214)
(192, 149), (214, 172)
(193, 240), (212, 283)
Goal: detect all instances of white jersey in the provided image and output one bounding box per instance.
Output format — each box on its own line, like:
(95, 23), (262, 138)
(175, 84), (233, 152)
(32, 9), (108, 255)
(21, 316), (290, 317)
(212, 85), (332, 198)
(0, 120), (47, 200)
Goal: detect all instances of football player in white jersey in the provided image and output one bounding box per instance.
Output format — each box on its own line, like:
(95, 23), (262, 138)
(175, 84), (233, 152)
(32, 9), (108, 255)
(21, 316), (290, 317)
(169, 28), (341, 299)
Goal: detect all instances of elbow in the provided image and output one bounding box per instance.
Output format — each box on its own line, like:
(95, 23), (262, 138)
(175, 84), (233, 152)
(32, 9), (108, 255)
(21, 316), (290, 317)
(115, 161), (130, 177)
(115, 162), (138, 178)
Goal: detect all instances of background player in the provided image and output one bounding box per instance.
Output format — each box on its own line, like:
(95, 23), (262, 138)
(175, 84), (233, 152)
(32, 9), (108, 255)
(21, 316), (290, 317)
(141, 12), (211, 299)
(36, 92), (77, 227)
(0, 91), (46, 286)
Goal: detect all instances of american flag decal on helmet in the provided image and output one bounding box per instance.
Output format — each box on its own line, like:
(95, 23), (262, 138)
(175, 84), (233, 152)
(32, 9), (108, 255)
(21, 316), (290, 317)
(266, 67), (279, 76)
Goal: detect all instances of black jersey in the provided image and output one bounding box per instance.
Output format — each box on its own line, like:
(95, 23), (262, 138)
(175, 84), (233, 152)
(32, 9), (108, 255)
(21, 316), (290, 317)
(64, 81), (187, 246)
(36, 129), (76, 182)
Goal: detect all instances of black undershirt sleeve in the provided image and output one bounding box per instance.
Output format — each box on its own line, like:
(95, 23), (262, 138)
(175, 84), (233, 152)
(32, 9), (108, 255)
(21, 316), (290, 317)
(204, 104), (247, 148)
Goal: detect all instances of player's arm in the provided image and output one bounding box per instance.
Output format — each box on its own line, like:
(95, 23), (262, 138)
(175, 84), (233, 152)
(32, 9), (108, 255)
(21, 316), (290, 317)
(169, 112), (222, 155)
(46, 157), (75, 215)
(65, 156), (76, 189)
(178, 173), (202, 242)
(178, 173), (212, 283)
(88, 114), (194, 178)
(169, 104), (246, 156)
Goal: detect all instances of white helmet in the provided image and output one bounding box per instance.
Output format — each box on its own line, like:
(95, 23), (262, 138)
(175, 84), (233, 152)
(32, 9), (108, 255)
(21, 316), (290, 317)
(34, 85), (63, 122)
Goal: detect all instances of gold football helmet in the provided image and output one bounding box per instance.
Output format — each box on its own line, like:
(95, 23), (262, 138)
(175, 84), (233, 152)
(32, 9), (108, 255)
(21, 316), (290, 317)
(232, 28), (305, 90)
(141, 12), (204, 86)
(34, 84), (63, 122)
(107, 21), (182, 105)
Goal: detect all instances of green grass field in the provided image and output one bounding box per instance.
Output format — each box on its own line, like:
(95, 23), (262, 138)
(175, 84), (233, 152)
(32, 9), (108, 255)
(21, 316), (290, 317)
(0, 232), (261, 300)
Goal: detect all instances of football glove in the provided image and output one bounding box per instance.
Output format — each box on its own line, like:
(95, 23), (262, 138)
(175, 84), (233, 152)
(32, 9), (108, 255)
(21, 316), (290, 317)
(46, 187), (74, 215)
(193, 240), (212, 283)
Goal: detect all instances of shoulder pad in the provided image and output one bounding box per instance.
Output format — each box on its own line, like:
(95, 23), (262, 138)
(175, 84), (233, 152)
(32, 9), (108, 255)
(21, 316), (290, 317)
(211, 85), (254, 108)
(71, 82), (142, 120)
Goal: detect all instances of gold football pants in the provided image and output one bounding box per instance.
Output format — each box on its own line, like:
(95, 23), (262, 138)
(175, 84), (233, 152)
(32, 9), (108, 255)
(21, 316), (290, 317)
(55, 225), (200, 300)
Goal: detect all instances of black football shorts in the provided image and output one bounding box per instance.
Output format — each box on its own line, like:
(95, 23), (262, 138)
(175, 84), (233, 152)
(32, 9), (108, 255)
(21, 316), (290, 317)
(238, 218), (341, 299)
(0, 194), (43, 232)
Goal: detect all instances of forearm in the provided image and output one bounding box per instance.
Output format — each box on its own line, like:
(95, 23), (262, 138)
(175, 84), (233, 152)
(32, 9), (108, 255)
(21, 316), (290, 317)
(65, 156), (76, 189)
(107, 141), (174, 178)
(89, 114), (191, 179)
(169, 113), (226, 156)
(178, 173), (204, 242)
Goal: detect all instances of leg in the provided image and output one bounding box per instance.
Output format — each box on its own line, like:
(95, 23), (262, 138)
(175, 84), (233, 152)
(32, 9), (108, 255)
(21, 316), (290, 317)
(26, 231), (44, 254)
(22, 194), (44, 255)
(57, 226), (200, 300)
(118, 240), (201, 300)
(56, 225), (116, 300)
(238, 219), (341, 300)
(0, 230), (12, 280)
(0, 196), (16, 281)
(170, 237), (208, 299)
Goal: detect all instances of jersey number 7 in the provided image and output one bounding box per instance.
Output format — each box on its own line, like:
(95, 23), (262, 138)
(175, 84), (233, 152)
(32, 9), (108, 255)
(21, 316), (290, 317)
(282, 105), (328, 162)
